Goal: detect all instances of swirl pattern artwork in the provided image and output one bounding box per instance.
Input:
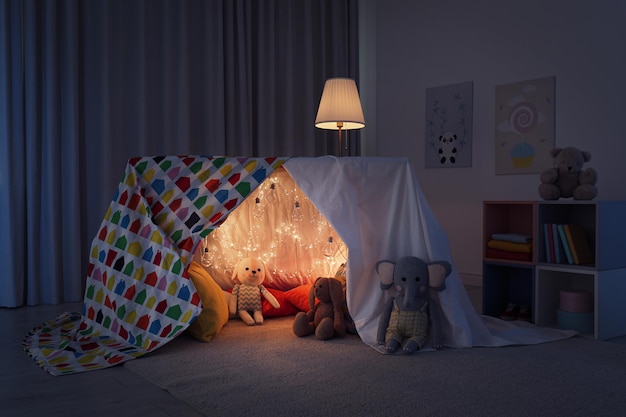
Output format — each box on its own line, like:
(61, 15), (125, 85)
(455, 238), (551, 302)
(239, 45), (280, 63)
(495, 76), (555, 175)
(508, 101), (538, 135)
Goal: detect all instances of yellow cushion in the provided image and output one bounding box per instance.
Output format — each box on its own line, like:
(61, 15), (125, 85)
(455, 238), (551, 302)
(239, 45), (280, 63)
(186, 261), (229, 342)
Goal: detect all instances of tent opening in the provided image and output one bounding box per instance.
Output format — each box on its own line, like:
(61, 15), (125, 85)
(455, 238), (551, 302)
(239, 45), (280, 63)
(191, 166), (348, 292)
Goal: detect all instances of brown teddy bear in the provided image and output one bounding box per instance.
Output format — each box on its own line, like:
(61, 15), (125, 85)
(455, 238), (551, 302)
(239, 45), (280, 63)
(538, 146), (598, 200)
(292, 277), (346, 340)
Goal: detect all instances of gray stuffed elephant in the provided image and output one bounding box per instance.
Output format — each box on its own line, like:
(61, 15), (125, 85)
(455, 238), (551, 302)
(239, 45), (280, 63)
(376, 256), (452, 354)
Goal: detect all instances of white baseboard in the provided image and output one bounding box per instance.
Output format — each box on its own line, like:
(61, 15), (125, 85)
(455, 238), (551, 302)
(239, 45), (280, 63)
(460, 272), (482, 287)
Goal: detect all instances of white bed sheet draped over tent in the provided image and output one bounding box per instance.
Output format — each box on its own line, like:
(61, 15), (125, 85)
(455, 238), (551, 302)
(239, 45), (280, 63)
(283, 156), (574, 351)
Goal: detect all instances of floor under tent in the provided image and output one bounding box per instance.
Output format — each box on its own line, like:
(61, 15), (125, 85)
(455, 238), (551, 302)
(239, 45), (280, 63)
(23, 155), (575, 376)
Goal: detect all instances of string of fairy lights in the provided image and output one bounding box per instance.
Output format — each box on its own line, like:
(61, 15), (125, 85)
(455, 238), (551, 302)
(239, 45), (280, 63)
(198, 168), (347, 286)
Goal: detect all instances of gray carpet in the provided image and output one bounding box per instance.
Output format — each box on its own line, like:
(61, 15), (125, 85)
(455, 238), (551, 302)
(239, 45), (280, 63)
(125, 316), (626, 417)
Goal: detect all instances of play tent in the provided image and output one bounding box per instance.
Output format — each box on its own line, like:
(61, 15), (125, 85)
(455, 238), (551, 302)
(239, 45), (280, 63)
(23, 155), (574, 376)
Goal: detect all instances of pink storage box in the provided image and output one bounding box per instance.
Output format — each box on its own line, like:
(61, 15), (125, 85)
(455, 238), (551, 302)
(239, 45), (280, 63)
(559, 290), (593, 313)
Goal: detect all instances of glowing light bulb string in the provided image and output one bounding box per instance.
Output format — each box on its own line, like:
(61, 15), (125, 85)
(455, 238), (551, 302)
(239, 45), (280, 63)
(201, 172), (348, 285)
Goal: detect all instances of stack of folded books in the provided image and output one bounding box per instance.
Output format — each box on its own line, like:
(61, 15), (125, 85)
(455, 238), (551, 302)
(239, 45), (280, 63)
(486, 233), (532, 261)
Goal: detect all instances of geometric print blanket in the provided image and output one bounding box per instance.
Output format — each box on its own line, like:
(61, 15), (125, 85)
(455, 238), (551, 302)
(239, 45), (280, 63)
(23, 155), (287, 376)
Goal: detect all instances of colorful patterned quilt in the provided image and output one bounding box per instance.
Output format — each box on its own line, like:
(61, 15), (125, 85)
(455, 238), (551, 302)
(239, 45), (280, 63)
(23, 156), (287, 375)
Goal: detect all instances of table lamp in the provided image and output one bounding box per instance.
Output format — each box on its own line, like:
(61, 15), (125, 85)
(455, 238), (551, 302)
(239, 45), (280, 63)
(315, 77), (365, 156)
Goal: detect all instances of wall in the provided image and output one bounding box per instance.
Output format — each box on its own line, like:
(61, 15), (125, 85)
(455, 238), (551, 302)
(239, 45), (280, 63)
(369, 0), (626, 284)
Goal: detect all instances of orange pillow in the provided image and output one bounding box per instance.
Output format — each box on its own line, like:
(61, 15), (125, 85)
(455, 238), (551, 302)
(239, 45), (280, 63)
(284, 284), (313, 312)
(186, 261), (229, 342)
(262, 287), (299, 317)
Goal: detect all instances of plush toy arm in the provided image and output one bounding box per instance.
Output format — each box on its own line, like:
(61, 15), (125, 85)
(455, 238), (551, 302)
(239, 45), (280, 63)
(229, 285), (239, 315)
(305, 304), (316, 321)
(377, 298), (394, 345)
(579, 167), (598, 185)
(305, 279), (319, 320)
(328, 279), (346, 337)
(333, 306), (346, 337)
(260, 285), (280, 309)
(540, 167), (558, 184)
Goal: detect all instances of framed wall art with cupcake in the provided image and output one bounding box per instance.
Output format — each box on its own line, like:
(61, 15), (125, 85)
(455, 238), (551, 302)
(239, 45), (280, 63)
(494, 76), (555, 175)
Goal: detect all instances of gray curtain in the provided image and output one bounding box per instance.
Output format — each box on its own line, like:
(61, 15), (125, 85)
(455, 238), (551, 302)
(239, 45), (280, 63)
(0, 0), (359, 307)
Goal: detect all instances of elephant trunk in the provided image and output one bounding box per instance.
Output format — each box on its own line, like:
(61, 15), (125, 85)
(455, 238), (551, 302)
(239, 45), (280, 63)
(402, 285), (426, 309)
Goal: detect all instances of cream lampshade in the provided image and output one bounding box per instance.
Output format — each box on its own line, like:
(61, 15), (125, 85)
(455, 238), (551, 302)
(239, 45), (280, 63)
(315, 77), (365, 156)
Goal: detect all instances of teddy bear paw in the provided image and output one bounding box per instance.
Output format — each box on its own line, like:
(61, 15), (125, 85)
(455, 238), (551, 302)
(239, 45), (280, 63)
(538, 184), (561, 200)
(573, 185), (597, 200)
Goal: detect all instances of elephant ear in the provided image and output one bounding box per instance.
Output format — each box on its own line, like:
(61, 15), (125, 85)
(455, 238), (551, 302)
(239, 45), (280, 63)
(375, 260), (395, 290)
(428, 261), (452, 291)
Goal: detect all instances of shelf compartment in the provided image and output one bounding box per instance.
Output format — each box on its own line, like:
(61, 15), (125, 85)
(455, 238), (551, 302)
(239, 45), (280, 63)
(536, 200), (626, 270)
(534, 267), (595, 336)
(482, 262), (534, 322)
(483, 201), (536, 264)
(536, 202), (596, 267)
(535, 265), (626, 340)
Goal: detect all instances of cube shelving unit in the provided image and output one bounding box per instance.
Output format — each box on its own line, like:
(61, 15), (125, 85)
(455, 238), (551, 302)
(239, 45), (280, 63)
(483, 200), (626, 340)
